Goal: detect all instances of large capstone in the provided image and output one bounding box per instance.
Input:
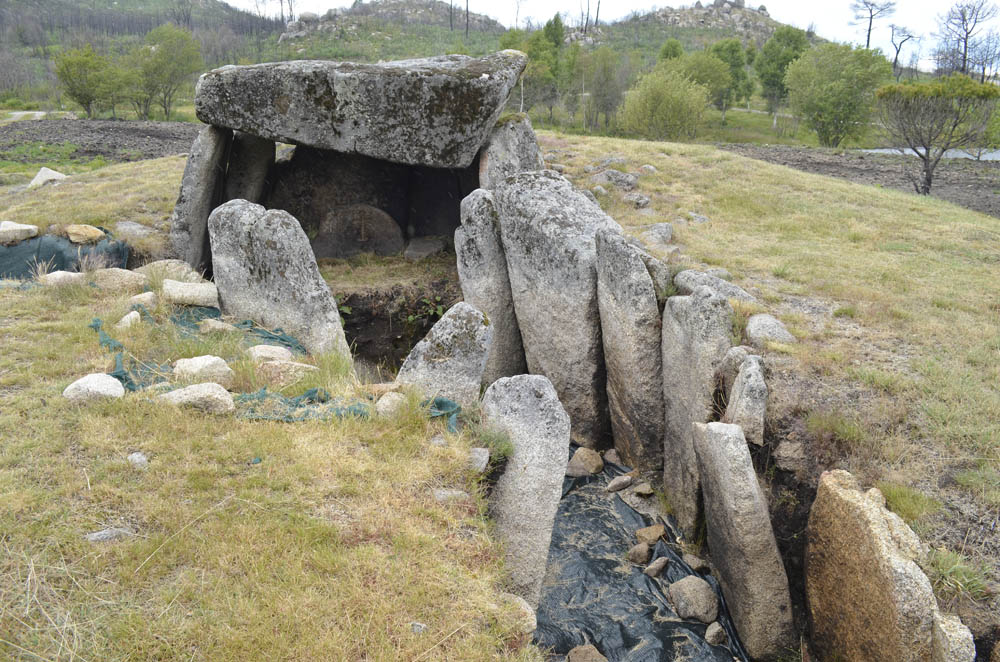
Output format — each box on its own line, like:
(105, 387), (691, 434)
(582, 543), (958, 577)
(493, 170), (620, 448)
(194, 51), (527, 169)
(207, 199), (350, 357)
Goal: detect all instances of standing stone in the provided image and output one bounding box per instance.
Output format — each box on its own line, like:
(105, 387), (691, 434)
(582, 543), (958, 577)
(311, 205), (405, 259)
(208, 200), (350, 357)
(661, 286), (733, 535)
(693, 422), (794, 660)
(722, 355), (767, 446)
(169, 125), (233, 271)
(483, 375), (571, 608)
(455, 189), (526, 386)
(223, 131), (274, 204)
(595, 229), (665, 471)
(493, 170), (620, 447)
(395, 302), (493, 406)
(477, 114), (544, 189)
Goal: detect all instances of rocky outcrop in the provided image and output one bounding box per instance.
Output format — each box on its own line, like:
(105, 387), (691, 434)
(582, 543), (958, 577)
(477, 114), (544, 189)
(455, 189), (526, 386)
(693, 422), (794, 660)
(483, 375), (570, 608)
(207, 200), (350, 357)
(493, 170), (620, 447)
(194, 52), (527, 169)
(595, 229), (665, 471)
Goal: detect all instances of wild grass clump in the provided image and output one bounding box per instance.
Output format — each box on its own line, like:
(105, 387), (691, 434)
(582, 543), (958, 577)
(876, 482), (941, 523)
(924, 549), (991, 601)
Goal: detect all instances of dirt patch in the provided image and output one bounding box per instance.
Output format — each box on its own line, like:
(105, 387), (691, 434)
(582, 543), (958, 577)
(0, 119), (201, 163)
(719, 143), (1000, 219)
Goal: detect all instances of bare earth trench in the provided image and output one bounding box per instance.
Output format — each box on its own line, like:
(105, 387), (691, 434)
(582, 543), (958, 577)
(0, 119), (201, 162)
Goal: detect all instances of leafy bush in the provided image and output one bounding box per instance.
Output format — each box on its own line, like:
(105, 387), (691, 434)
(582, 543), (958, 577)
(621, 66), (710, 140)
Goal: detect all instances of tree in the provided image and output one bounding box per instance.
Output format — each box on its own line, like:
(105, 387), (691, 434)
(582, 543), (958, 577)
(755, 26), (810, 115)
(543, 14), (565, 49)
(54, 45), (108, 118)
(937, 0), (999, 74)
(588, 46), (621, 129)
(851, 1), (896, 49)
(664, 51), (731, 118)
(890, 24), (916, 80)
(877, 74), (1000, 193)
(786, 43), (891, 147)
(621, 66), (710, 140)
(129, 24), (203, 121)
(710, 38), (752, 121)
(659, 38), (683, 61)
(523, 30), (559, 122)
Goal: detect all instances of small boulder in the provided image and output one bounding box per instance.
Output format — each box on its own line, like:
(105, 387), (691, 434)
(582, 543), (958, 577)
(592, 185), (608, 196)
(403, 236), (447, 261)
(375, 391), (407, 418)
(606, 475), (632, 492)
(623, 192), (650, 208)
(639, 222), (673, 248)
(746, 313), (795, 346)
(468, 447), (490, 473)
(0, 221), (38, 244)
(85, 527), (133, 543)
(40, 270), (86, 287)
(198, 318), (238, 334)
(683, 553), (710, 573)
(567, 644), (608, 662)
(129, 291), (158, 308)
(644, 557), (669, 577)
(633, 482), (654, 497)
(92, 268), (148, 293)
(28, 166), (66, 189)
(639, 164), (658, 174)
(136, 259), (203, 283)
(256, 359), (318, 387)
(566, 447), (604, 476)
(668, 575), (718, 623)
(705, 622), (727, 646)
(635, 524), (666, 545)
(603, 449), (621, 465)
(674, 269), (754, 302)
(627, 542), (651, 564)
(247, 344), (293, 363)
(63, 373), (125, 402)
(113, 221), (157, 242)
(115, 311), (141, 330)
(65, 224), (106, 244)
(173, 355), (235, 389)
(158, 383), (234, 414)
(162, 279), (219, 308)
(590, 168), (637, 191)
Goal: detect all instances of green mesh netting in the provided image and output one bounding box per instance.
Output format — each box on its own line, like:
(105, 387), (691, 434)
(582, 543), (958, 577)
(235, 387), (372, 422)
(168, 306), (307, 355)
(0, 232), (129, 279)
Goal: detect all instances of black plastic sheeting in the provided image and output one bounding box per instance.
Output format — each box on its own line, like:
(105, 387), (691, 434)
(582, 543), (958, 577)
(534, 453), (750, 662)
(0, 231), (129, 279)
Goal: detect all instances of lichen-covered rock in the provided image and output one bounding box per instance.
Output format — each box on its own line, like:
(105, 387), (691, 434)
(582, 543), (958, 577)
(477, 113), (543, 189)
(484, 375), (570, 608)
(595, 229), (665, 471)
(455, 189), (526, 386)
(668, 575), (718, 624)
(91, 268), (148, 293)
(173, 355), (235, 389)
(746, 313), (795, 346)
(63, 373), (125, 402)
(223, 131), (275, 204)
(208, 200), (350, 357)
(158, 382), (235, 414)
(693, 422), (794, 659)
(168, 125), (232, 270)
(661, 286), (733, 535)
(395, 301), (492, 405)
(722, 355), (767, 446)
(0, 221), (38, 244)
(623, 192), (650, 208)
(311, 204), (405, 259)
(589, 169), (637, 191)
(135, 259), (204, 283)
(493, 170), (620, 447)
(194, 51), (527, 169)
(375, 391), (407, 417)
(674, 269), (754, 302)
(162, 279), (219, 308)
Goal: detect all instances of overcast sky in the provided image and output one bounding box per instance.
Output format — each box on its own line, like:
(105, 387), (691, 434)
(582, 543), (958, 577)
(229, 0), (1000, 67)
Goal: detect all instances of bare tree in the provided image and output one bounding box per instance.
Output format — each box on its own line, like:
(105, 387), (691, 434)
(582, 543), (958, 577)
(938, 0), (999, 74)
(169, 0), (194, 29)
(513, 0), (522, 29)
(465, 0), (469, 38)
(594, 0), (600, 28)
(851, 0), (896, 49)
(971, 29), (1000, 80)
(890, 24), (916, 80)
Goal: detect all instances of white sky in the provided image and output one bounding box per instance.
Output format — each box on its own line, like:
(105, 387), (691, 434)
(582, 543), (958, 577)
(229, 0), (1000, 66)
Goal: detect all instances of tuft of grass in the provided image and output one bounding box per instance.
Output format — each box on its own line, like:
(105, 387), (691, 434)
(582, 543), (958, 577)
(924, 549), (991, 601)
(832, 305), (857, 319)
(877, 482), (942, 523)
(806, 411), (866, 448)
(847, 366), (910, 394)
(954, 465), (1000, 506)
(772, 263), (793, 279)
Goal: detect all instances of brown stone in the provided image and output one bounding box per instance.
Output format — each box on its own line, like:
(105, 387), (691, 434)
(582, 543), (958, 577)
(636, 524), (666, 545)
(66, 224), (106, 244)
(643, 556), (669, 577)
(311, 204), (405, 259)
(626, 542), (651, 565)
(633, 481), (655, 497)
(567, 644), (608, 662)
(566, 447), (604, 477)
(668, 575), (718, 624)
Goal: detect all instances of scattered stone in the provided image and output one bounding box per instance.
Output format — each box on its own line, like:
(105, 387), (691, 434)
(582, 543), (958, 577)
(113, 221), (157, 242)
(483, 375), (571, 608)
(410, 622), (428, 634)
(311, 204), (405, 259)
(633, 482), (654, 497)
(173, 356), (235, 389)
(683, 553), (710, 573)
(636, 524), (666, 545)
(603, 449), (621, 465)
(668, 576), (718, 624)
(92, 268), (148, 293)
(595, 156), (626, 168)
(223, 131), (274, 204)
(85, 527), (133, 543)
(115, 311), (141, 330)
(468, 447), (490, 473)
(403, 236), (447, 261)
(567, 644), (608, 662)
(127, 451), (149, 470)
(498, 591), (537, 647)
(639, 222), (673, 248)
(693, 422), (795, 659)
(566, 447), (604, 477)
(627, 542), (651, 565)
(590, 168), (637, 191)
(774, 440), (808, 473)
(639, 164), (658, 174)
(746, 313), (795, 346)
(477, 114), (544, 189)
(256, 360), (318, 387)
(158, 382), (235, 414)
(591, 185), (608, 196)
(195, 52), (526, 168)
(40, 270), (86, 287)
(28, 166), (67, 189)
(65, 224), (106, 244)
(198, 318), (238, 334)
(688, 212), (711, 224)
(623, 192), (650, 208)
(674, 269), (754, 302)
(429, 433), (447, 447)
(246, 345), (292, 364)
(63, 373), (125, 402)
(606, 475), (632, 492)
(706, 267), (731, 281)
(723, 355), (768, 446)
(162, 279), (219, 308)
(0, 221), (38, 244)
(395, 302), (493, 406)
(705, 622), (727, 646)
(375, 392), (408, 418)
(644, 557), (669, 577)
(208, 200), (350, 357)
(433, 488), (469, 503)
(136, 259), (203, 283)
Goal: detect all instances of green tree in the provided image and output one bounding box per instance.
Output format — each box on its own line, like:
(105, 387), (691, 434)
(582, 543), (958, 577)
(588, 47), (622, 130)
(542, 14), (565, 50)
(96, 60), (135, 120)
(129, 23), (203, 120)
(659, 38), (684, 61)
(523, 30), (559, 123)
(621, 65), (710, 140)
(54, 45), (109, 118)
(785, 43), (891, 147)
(755, 26), (810, 113)
(664, 51), (731, 116)
(710, 38), (751, 121)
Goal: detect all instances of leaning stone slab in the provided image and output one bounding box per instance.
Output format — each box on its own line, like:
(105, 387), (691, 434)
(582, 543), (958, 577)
(493, 170), (620, 447)
(173, 355), (235, 389)
(661, 286), (733, 535)
(158, 382), (234, 414)
(395, 301), (492, 406)
(595, 229), (665, 472)
(477, 113), (544, 189)
(63, 373), (125, 402)
(208, 200), (350, 357)
(455, 189), (526, 386)
(0, 221), (38, 244)
(168, 125), (233, 270)
(483, 375), (570, 608)
(693, 422), (794, 660)
(223, 131), (274, 204)
(674, 269), (754, 302)
(161, 279), (219, 308)
(722, 355), (767, 446)
(194, 51), (527, 169)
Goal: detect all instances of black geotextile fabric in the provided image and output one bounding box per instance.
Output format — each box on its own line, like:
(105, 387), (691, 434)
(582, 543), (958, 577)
(534, 453), (750, 662)
(0, 232), (129, 279)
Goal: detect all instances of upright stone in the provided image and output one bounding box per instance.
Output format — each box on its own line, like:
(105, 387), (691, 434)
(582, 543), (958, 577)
(169, 125), (232, 271)
(661, 286), (733, 535)
(455, 189), (526, 386)
(208, 200), (350, 357)
(223, 131), (274, 204)
(693, 422), (794, 660)
(723, 355), (767, 446)
(595, 229), (665, 471)
(493, 170), (621, 447)
(477, 114), (544, 189)
(395, 302), (493, 406)
(483, 375), (571, 608)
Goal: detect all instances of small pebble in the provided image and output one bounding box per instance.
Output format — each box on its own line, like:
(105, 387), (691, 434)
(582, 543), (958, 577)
(627, 542), (651, 564)
(468, 447), (490, 473)
(606, 475), (632, 492)
(433, 488), (468, 503)
(85, 527), (134, 543)
(644, 557), (669, 577)
(127, 451), (149, 470)
(633, 481), (654, 497)
(410, 622), (428, 634)
(705, 621), (727, 646)
(683, 552), (710, 573)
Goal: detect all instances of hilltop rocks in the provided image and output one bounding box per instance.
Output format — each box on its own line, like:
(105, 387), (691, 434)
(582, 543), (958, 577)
(63, 373), (125, 402)
(395, 301), (492, 405)
(484, 375), (571, 608)
(194, 51), (527, 169)
(310, 204), (405, 259)
(208, 200), (350, 357)
(477, 114), (544, 189)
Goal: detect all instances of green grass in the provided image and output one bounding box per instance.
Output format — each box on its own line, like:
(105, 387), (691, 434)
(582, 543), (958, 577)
(924, 549), (991, 601)
(877, 482), (942, 523)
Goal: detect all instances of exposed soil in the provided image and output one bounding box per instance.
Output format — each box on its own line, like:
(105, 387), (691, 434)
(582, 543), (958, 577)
(0, 119), (200, 163)
(719, 143), (1000, 219)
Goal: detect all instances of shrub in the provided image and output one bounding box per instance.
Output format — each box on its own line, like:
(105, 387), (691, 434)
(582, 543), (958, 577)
(621, 66), (710, 141)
